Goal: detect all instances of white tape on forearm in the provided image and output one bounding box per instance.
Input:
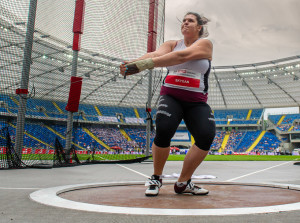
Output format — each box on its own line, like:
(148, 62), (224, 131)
(128, 58), (154, 72)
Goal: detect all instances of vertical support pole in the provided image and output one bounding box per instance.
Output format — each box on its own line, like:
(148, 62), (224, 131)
(65, 51), (79, 154)
(262, 109), (265, 130)
(145, 0), (159, 156)
(145, 70), (153, 157)
(65, 0), (85, 158)
(15, 0), (38, 158)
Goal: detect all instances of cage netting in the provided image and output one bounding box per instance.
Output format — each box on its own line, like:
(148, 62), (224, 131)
(0, 0), (165, 168)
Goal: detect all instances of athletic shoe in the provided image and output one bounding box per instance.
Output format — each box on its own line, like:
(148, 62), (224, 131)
(174, 179), (209, 195)
(145, 175), (162, 197)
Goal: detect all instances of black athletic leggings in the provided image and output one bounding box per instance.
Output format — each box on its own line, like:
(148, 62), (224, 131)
(154, 95), (216, 151)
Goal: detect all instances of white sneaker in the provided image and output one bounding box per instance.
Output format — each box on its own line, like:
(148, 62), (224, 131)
(145, 175), (162, 197)
(174, 179), (209, 195)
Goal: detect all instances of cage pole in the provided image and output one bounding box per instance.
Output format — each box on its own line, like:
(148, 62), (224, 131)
(262, 109), (265, 130)
(15, 0), (38, 158)
(145, 0), (159, 156)
(65, 52), (78, 154)
(65, 0), (85, 155)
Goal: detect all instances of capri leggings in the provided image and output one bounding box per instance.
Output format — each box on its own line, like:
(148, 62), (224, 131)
(154, 94), (216, 151)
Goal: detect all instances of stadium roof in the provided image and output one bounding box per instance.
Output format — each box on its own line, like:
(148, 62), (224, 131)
(1, 8), (300, 110)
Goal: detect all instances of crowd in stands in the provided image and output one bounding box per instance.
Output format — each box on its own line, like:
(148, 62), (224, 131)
(124, 127), (155, 149)
(2, 93), (300, 156)
(225, 131), (245, 151)
(269, 113), (300, 132)
(269, 114), (300, 125)
(89, 126), (139, 151)
(254, 132), (281, 152)
(281, 114), (300, 124)
(294, 125), (300, 131)
(0, 120), (290, 156)
(277, 125), (291, 131)
(1, 94), (265, 126)
(235, 130), (261, 152)
(277, 124), (300, 132)
(210, 131), (225, 150)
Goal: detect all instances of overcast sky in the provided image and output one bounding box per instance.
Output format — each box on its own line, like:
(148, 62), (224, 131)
(2, 0), (299, 67)
(164, 0), (300, 66)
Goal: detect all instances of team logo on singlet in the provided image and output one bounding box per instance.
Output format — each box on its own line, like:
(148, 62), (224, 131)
(178, 69), (187, 74)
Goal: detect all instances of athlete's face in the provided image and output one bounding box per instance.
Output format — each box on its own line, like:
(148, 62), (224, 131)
(181, 14), (202, 37)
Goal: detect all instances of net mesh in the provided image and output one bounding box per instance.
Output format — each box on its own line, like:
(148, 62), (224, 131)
(0, 0), (165, 168)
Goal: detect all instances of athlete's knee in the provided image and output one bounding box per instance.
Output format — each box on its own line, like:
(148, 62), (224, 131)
(194, 132), (216, 151)
(154, 129), (173, 147)
(194, 141), (211, 151)
(154, 115), (178, 148)
(154, 135), (171, 148)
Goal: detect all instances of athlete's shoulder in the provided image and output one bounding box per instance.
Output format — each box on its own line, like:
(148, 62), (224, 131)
(164, 40), (178, 43)
(163, 40), (181, 51)
(197, 38), (213, 46)
(196, 38), (213, 46)
(163, 40), (179, 46)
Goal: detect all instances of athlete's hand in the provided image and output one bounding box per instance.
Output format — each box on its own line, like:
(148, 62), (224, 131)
(120, 61), (140, 78)
(120, 61), (129, 76)
(120, 59), (155, 78)
(124, 63), (140, 76)
(125, 59), (154, 76)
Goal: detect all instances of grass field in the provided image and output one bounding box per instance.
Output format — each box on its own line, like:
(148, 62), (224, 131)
(167, 155), (300, 161)
(1, 154), (299, 162)
(0, 154), (146, 161)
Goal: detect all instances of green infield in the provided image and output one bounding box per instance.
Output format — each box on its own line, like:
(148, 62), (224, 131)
(167, 155), (300, 161)
(76, 154), (145, 161)
(1, 154), (299, 162)
(1, 154), (146, 161)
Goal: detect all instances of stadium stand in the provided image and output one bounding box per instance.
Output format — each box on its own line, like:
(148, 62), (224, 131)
(269, 115), (284, 125)
(0, 92), (282, 155)
(294, 125), (300, 131)
(281, 114), (300, 124)
(254, 132), (281, 152)
(270, 113), (300, 132)
(235, 130), (261, 152)
(210, 131), (226, 151)
(225, 131), (245, 152)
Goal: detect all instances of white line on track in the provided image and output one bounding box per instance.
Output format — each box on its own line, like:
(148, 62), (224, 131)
(117, 164), (150, 178)
(0, 187), (42, 190)
(226, 161), (292, 182)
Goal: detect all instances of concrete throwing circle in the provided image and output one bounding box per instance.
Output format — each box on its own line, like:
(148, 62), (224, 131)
(30, 181), (300, 216)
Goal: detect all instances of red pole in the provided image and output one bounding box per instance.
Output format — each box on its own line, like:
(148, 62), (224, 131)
(73, 0), (85, 51)
(65, 0), (85, 113)
(147, 0), (158, 53)
(145, 0), (159, 157)
(65, 0), (85, 154)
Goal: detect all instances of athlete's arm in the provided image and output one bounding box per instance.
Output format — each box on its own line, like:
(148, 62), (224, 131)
(135, 40), (177, 60)
(152, 39), (213, 68)
(121, 39), (212, 76)
(120, 40), (176, 75)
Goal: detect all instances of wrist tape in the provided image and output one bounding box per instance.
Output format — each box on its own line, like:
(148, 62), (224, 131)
(128, 58), (154, 72)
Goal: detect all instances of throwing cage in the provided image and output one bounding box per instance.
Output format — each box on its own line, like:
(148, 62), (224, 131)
(0, 0), (166, 169)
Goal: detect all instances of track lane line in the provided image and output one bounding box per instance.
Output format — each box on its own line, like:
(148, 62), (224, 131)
(117, 164), (150, 178)
(226, 161), (292, 182)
